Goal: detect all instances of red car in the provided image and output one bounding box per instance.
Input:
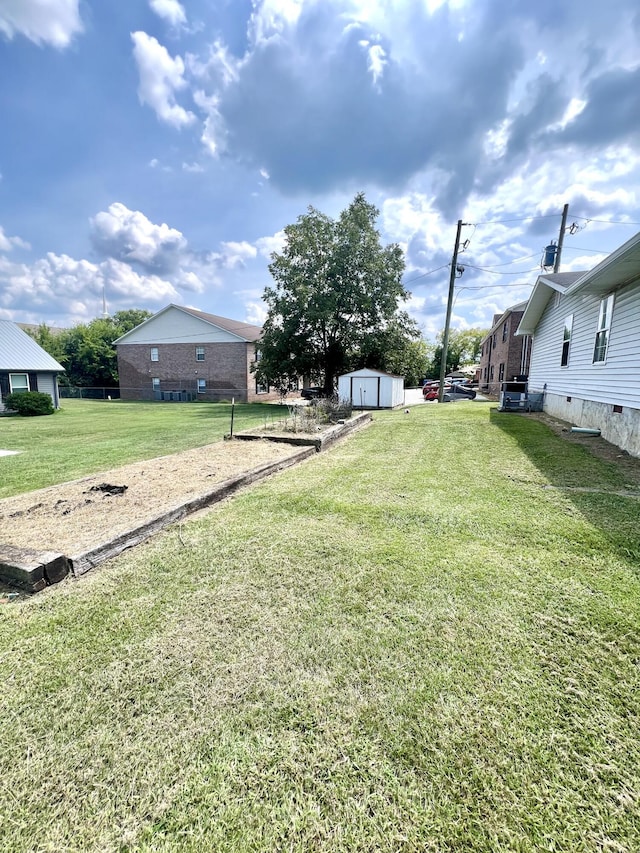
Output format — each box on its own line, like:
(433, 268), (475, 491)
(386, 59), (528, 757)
(422, 382), (476, 401)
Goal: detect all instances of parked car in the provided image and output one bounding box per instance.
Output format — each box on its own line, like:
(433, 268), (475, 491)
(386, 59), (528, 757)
(423, 382), (476, 401)
(300, 386), (325, 400)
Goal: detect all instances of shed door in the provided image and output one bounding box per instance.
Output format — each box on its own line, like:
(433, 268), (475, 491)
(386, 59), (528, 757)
(351, 377), (379, 407)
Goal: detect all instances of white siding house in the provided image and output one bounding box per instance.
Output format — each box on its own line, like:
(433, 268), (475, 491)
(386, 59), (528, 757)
(517, 232), (640, 458)
(338, 368), (404, 409)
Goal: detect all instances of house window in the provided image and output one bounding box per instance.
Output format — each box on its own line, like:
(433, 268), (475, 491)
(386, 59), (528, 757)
(489, 365), (494, 381)
(593, 295), (614, 363)
(150, 347), (159, 362)
(561, 314), (573, 366)
(256, 380), (268, 394)
(9, 373), (29, 394)
(195, 347), (205, 362)
(492, 334), (496, 349)
(498, 363), (505, 382)
(197, 378), (206, 393)
(152, 378), (160, 391)
(483, 367), (487, 381)
(502, 322), (508, 342)
(254, 347), (262, 363)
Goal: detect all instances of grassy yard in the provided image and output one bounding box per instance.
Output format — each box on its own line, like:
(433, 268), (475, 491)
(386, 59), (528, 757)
(1, 401), (640, 851)
(0, 398), (288, 498)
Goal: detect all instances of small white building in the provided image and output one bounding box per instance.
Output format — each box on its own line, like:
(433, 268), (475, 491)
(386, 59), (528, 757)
(338, 368), (404, 409)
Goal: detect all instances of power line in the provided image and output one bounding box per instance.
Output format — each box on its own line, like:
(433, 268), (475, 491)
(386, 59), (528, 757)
(462, 263), (541, 276)
(562, 245), (609, 253)
(471, 213), (561, 225)
(403, 264), (450, 284)
(455, 282), (533, 291)
(572, 215), (640, 226)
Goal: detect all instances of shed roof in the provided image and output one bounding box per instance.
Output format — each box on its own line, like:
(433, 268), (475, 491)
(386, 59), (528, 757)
(0, 320), (64, 372)
(339, 368), (404, 379)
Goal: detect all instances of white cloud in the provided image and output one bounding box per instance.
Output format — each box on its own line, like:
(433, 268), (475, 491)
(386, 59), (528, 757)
(182, 161), (204, 172)
(365, 43), (387, 88)
(131, 31), (195, 128)
(244, 300), (267, 325)
(0, 250), (180, 321)
(220, 241), (258, 267)
(149, 0), (186, 27)
(90, 202), (187, 273)
(255, 230), (286, 258)
(0, 0), (82, 48)
(101, 258), (180, 302)
(0, 225), (30, 252)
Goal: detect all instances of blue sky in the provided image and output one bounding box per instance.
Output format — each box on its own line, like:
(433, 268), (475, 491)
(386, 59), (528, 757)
(1, 0), (640, 340)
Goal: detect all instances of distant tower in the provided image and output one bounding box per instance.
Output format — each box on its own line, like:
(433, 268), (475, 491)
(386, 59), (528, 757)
(102, 285), (109, 319)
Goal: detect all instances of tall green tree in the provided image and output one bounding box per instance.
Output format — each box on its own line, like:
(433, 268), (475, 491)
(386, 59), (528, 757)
(427, 327), (487, 378)
(359, 319), (429, 387)
(255, 193), (413, 394)
(28, 309), (151, 387)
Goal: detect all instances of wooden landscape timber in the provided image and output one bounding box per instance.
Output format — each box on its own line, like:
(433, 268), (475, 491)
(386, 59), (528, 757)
(0, 413), (372, 592)
(69, 447), (315, 577)
(232, 410), (372, 450)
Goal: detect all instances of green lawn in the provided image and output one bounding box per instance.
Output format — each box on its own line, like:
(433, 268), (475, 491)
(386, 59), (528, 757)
(0, 398), (287, 498)
(1, 402), (640, 851)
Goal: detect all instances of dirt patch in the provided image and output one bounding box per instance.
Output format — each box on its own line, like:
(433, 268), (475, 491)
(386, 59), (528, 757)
(0, 439), (303, 558)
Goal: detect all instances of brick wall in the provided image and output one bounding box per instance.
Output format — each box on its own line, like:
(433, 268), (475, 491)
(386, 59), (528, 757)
(479, 311), (530, 396)
(118, 341), (282, 403)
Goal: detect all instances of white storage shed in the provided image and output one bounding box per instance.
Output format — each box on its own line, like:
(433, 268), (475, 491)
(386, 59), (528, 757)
(338, 368), (404, 409)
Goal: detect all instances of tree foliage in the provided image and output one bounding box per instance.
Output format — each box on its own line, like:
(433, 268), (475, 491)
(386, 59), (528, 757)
(255, 193), (419, 393)
(359, 319), (430, 387)
(427, 328), (487, 378)
(28, 309), (151, 387)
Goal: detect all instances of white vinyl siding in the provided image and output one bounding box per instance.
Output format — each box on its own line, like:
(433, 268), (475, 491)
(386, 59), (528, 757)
(119, 307), (249, 344)
(528, 279), (640, 409)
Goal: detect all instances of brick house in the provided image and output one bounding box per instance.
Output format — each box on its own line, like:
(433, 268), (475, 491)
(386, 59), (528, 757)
(478, 302), (531, 396)
(115, 304), (281, 403)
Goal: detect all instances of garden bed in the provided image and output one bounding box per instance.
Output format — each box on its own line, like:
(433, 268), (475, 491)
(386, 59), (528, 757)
(0, 413), (371, 592)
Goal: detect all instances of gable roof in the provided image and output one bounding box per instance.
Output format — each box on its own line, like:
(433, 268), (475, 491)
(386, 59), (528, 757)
(0, 320), (65, 372)
(564, 230), (640, 297)
(340, 368), (404, 379)
(517, 230), (640, 336)
(516, 271), (586, 336)
(114, 304), (263, 344)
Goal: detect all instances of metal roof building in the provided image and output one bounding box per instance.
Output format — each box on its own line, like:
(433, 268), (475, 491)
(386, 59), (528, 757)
(0, 320), (64, 410)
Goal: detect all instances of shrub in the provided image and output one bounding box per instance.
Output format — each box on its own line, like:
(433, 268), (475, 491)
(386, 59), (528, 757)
(4, 391), (55, 416)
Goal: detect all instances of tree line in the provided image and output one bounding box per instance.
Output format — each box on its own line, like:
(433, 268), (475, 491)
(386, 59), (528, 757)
(27, 310), (151, 388)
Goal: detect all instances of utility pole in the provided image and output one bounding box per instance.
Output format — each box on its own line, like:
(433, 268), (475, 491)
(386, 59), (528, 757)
(438, 219), (466, 403)
(554, 203), (569, 273)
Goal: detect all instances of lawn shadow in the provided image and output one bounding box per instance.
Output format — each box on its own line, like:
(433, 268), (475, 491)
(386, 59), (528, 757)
(489, 406), (640, 568)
